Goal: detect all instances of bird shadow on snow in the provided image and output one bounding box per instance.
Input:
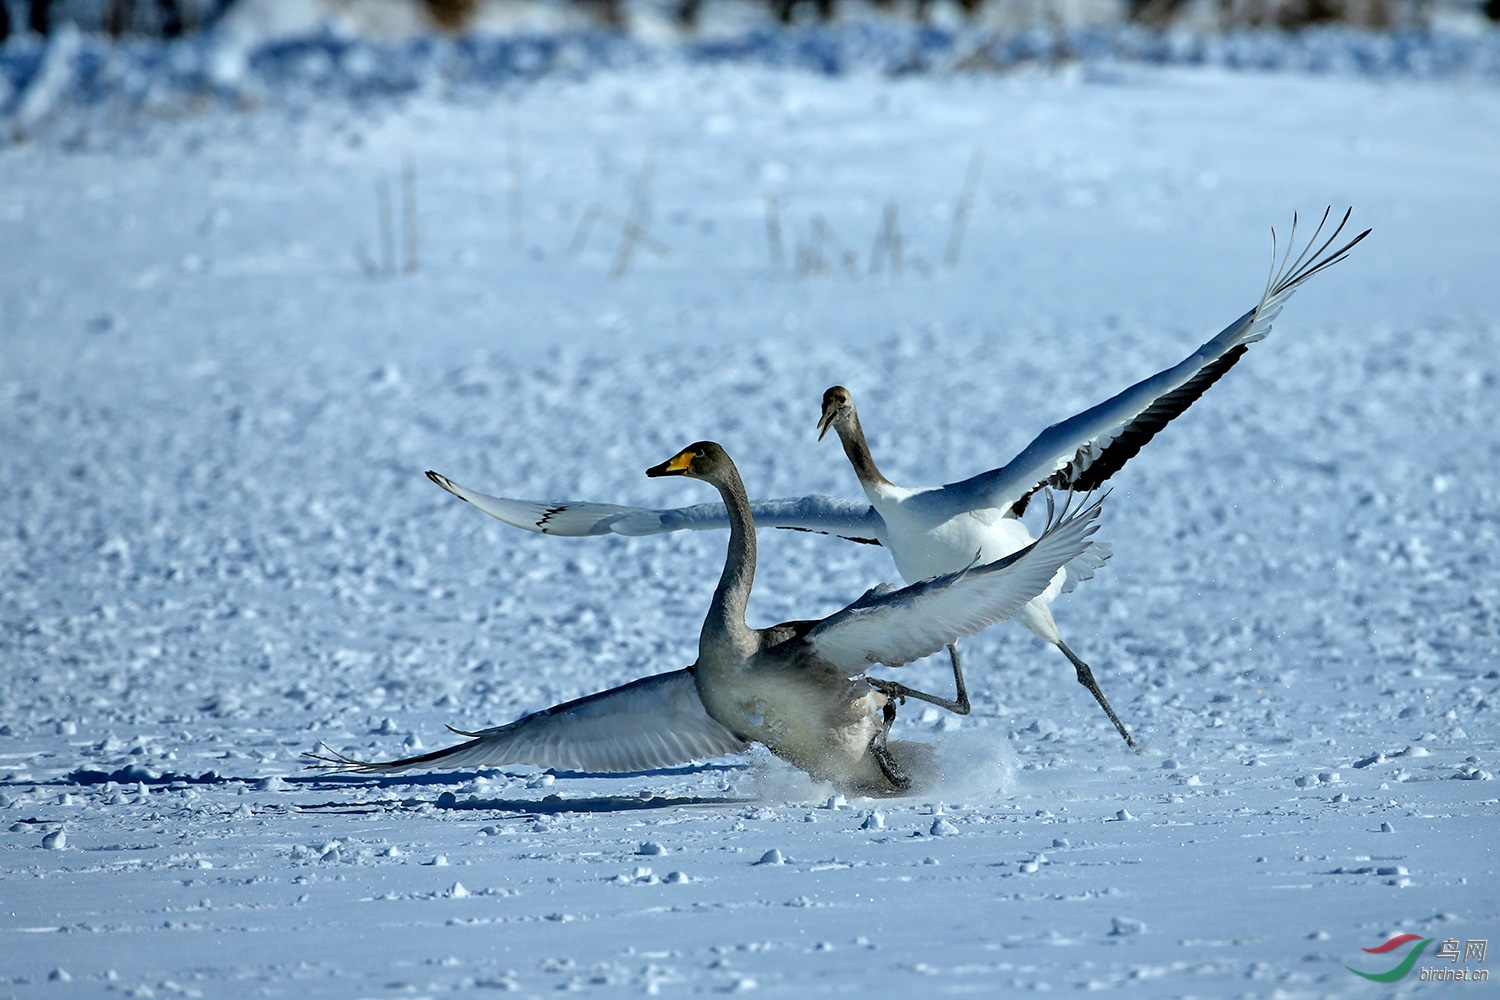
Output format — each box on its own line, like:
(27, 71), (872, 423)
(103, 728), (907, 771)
(281, 734), (1023, 816)
(300, 760), (741, 789)
(295, 761), (760, 815)
(52, 735), (1025, 813)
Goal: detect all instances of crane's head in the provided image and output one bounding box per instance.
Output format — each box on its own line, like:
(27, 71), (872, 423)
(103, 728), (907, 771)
(646, 441), (731, 481)
(817, 385), (855, 441)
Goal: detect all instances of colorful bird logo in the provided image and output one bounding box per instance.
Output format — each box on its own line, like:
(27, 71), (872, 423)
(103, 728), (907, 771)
(1347, 934), (1432, 982)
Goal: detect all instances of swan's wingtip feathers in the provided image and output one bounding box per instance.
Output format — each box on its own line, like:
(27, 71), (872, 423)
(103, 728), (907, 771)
(302, 742), (382, 774)
(305, 670), (747, 778)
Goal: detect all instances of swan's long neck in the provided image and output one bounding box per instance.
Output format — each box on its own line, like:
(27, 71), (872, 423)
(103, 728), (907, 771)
(701, 464), (758, 654)
(836, 410), (892, 490)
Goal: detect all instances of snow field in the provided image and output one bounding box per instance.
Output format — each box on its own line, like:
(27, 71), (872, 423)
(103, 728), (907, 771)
(2, 49), (1499, 997)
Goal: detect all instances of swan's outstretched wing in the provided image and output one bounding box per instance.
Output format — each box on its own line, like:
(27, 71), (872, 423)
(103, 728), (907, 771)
(924, 210), (1369, 521)
(806, 492), (1106, 672)
(428, 471), (885, 545)
(1061, 540), (1111, 595)
(305, 669), (748, 775)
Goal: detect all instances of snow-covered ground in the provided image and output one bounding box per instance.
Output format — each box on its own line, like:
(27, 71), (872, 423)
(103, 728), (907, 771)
(3, 28), (1500, 998)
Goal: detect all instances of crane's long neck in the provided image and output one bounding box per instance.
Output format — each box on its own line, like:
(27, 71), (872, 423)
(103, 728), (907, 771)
(701, 465), (758, 654)
(836, 410), (892, 490)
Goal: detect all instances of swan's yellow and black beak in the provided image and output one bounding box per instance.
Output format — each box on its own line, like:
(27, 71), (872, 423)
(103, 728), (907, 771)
(646, 448), (695, 478)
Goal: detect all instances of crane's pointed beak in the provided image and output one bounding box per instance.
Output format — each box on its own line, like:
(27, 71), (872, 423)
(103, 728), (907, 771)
(646, 449), (694, 478)
(816, 408), (836, 442)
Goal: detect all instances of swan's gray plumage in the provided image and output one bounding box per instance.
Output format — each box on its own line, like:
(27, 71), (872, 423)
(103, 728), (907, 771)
(312, 444), (1103, 794)
(309, 669), (748, 776)
(650, 442), (1103, 793)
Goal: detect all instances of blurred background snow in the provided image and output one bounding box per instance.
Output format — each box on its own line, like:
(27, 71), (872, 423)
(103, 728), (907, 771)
(2, 0), (1498, 145)
(4, 0), (1499, 994)
(5, 0), (1496, 41)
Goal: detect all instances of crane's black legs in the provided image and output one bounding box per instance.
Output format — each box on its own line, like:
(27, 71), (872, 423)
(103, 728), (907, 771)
(870, 638), (1134, 751)
(1056, 640), (1136, 749)
(868, 642), (972, 717)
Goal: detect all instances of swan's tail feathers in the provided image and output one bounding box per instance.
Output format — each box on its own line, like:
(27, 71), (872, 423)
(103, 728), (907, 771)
(303, 669), (750, 776)
(1241, 207), (1370, 348)
(1046, 489), (1113, 596)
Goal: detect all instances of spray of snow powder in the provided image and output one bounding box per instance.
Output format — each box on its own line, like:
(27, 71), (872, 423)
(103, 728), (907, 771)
(737, 730), (1020, 804)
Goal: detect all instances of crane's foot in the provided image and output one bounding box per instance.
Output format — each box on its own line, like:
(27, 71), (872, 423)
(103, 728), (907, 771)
(869, 678), (969, 716)
(1057, 640), (1136, 749)
(867, 643), (971, 716)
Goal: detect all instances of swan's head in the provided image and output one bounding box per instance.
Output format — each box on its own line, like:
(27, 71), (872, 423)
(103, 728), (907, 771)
(646, 441), (732, 481)
(817, 385), (855, 441)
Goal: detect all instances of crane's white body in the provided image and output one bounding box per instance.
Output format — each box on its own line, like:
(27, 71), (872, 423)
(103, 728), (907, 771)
(863, 483), (1069, 644)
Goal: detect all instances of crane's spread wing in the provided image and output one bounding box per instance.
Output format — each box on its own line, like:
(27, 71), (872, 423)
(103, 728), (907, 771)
(428, 471), (885, 545)
(925, 210), (1369, 520)
(305, 669), (748, 775)
(806, 492), (1106, 672)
